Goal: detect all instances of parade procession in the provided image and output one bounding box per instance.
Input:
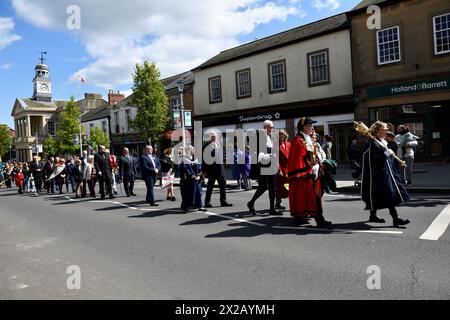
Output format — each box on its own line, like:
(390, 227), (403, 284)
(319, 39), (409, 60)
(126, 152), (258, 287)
(1, 116), (415, 229)
(1, 0), (450, 302)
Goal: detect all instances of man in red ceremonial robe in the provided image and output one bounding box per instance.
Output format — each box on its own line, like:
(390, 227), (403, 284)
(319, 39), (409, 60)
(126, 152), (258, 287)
(275, 129), (291, 209)
(288, 117), (332, 228)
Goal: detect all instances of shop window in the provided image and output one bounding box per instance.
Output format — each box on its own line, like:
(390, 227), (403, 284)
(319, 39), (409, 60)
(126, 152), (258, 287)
(308, 49), (330, 86)
(268, 60), (287, 93)
(209, 76), (222, 103)
(376, 26), (401, 65)
(171, 98), (181, 111)
(236, 69), (252, 98)
(433, 13), (450, 55)
(48, 121), (55, 136)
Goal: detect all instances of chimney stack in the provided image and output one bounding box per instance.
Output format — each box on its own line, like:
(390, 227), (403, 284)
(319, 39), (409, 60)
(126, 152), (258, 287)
(108, 90), (125, 105)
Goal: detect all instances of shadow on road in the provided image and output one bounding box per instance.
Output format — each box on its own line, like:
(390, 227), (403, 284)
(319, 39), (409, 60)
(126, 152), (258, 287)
(128, 208), (186, 218)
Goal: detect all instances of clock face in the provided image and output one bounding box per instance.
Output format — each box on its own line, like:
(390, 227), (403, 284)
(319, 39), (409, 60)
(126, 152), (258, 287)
(40, 83), (49, 91)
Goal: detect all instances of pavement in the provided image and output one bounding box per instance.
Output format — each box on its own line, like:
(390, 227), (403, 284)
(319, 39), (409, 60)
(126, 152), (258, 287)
(333, 162), (450, 194)
(1, 181), (450, 300)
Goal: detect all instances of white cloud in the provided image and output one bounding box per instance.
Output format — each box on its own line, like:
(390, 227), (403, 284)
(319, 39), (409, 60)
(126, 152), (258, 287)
(0, 17), (22, 50)
(12, 0), (305, 89)
(0, 63), (13, 70)
(313, 0), (340, 11)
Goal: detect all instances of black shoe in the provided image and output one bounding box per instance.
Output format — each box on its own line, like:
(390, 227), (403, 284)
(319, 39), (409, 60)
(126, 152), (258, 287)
(131, 193), (137, 196)
(292, 217), (309, 226)
(316, 220), (332, 228)
(109, 195), (116, 199)
(369, 215), (385, 223)
(205, 203), (213, 208)
(269, 209), (283, 216)
(126, 194), (131, 197)
(149, 203), (159, 207)
(101, 196), (105, 200)
(393, 218), (410, 228)
(171, 197), (176, 201)
(198, 207), (207, 211)
(221, 202), (232, 207)
(247, 202), (256, 215)
(182, 207), (189, 212)
(275, 205), (286, 210)
(166, 196), (172, 200)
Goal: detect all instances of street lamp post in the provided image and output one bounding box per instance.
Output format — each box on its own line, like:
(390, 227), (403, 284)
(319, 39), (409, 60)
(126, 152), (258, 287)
(177, 79), (185, 150)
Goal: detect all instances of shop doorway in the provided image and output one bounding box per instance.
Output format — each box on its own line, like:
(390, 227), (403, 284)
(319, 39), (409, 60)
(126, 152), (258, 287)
(329, 123), (354, 163)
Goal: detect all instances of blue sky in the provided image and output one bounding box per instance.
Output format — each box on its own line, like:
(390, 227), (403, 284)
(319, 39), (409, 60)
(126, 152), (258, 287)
(0, 0), (362, 128)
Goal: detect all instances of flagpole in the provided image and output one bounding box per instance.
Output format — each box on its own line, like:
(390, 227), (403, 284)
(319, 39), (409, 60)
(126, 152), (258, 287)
(77, 71), (80, 101)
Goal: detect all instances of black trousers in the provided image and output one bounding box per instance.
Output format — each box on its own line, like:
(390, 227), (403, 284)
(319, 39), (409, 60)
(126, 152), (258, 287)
(35, 176), (43, 191)
(249, 174), (276, 209)
(46, 179), (54, 193)
(98, 175), (113, 198)
(82, 180), (87, 196)
(205, 175), (227, 204)
(123, 175), (135, 196)
(144, 177), (156, 204)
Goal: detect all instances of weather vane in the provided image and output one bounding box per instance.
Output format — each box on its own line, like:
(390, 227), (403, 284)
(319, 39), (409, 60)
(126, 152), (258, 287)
(38, 51), (47, 64)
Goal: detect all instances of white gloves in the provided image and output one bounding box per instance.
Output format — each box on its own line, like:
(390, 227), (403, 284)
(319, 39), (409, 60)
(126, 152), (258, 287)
(258, 152), (272, 165)
(154, 168), (159, 174)
(312, 164), (320, 180)
(384, 149), (395, 157)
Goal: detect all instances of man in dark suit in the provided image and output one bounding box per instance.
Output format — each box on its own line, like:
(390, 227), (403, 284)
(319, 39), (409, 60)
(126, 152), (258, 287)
(202, 131), (232, 208)
(80, 150), (88, 197)
(30, 156), (44, 192)
(94, 145), (114, 200)
(44, 156), (55, 194)
(141, 145), (160, 206)
(119, 147), (137, 197)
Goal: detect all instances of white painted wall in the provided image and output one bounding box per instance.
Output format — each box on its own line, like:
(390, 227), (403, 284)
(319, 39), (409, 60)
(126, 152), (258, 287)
(294, 113), (354, 135)
(82, 118), (110, 140)
(110, 106), (137, 134)
(194, 30), (353, 116)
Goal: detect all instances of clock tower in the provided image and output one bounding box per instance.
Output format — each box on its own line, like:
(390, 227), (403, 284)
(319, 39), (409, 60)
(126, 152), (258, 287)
(32, 53), (52, 102)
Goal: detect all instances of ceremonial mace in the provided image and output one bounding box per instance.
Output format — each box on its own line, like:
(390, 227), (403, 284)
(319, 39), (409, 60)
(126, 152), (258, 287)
(353, 121), (406, 167)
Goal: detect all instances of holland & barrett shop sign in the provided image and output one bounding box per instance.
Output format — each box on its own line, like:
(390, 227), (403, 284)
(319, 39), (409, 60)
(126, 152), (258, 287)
(367, 78), (450, 99)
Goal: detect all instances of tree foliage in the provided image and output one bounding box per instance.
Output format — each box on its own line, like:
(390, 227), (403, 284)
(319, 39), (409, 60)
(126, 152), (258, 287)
(57, 97), (82, 156)
(88, 127), (110, 149)
(0, 125), (13, 159)
(43, 135), (58, 157)
(131, 61), (169, 145)
(43, 96), (82, 157)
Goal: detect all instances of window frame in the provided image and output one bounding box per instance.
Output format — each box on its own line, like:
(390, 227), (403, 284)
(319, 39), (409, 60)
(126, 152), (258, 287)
(47, 121), (55, 136)
(433, 12), (450, 56)
(101, 120), (108, 134)
(376, 25), (402, 65)
(307, 48), (331, 87)
(125, 109), (131, 132)
(268, 59), (287, 94)
(114, 111), (119, 134)
(171, 97), (181, 111)
(208, 75), (222, 104)
(235, 68), (252, 99)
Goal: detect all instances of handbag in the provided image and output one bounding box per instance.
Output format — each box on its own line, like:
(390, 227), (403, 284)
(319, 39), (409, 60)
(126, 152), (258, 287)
(161, 169), (174, 189)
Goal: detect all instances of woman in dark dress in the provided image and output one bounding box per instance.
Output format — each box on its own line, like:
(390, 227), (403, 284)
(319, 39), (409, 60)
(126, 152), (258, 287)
(361, 121), (410, 228)
(179, 145), (206, 212)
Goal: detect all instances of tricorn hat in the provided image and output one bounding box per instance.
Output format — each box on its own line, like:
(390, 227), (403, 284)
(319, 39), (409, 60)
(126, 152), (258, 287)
(297, 117), (317, 131)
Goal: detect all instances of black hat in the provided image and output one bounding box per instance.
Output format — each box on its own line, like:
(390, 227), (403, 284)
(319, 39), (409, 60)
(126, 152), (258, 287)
(297, 117), (317, 131)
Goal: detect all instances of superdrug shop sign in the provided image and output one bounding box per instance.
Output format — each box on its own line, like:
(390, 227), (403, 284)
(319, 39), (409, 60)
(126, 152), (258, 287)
(238, 112), (282, 123)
